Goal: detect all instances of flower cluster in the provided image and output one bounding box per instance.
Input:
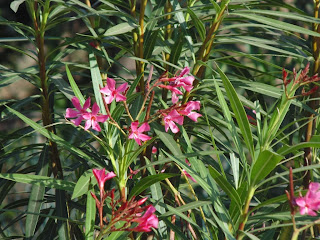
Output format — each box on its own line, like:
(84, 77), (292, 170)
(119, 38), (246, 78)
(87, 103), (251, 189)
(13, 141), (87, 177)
(65, 66), (201, 139)
(160, 100), (202, 133)
(65, 97), (109, 132)
(294, 182), (320, 216)
(91, 168), (158, 233)
(158, 67), (194, 104)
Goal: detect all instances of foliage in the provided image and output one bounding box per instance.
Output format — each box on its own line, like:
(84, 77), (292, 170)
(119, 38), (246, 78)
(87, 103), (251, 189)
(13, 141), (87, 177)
(1, 0), (320, 239)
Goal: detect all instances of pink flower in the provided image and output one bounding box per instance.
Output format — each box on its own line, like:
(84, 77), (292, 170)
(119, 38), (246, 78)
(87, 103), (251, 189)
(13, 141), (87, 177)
(179, 101), (202, 122)
(172, 67), (194, 92)
(163, 110), (184, 133)
(131, 205), (159, 232)
(100, 77), (128, 104)
(182, 159), (197, 182)
(157, 84), (183, 104)
(82, 103), (109, 131)
(128, 121), (152, 145)
(158, 67), (194, 104)
(92, 168), (116, 193)
(65, 97), (91, 126)
(152, 146), (157, 154)
(129, 166), (140, 179)
(182, 169), (197, 182)
(295, 182), (320, 216)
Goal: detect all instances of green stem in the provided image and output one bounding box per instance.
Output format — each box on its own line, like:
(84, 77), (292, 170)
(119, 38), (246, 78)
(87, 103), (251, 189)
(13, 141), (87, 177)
(183, 2), (229, 103)
(237, 187), (255, 239)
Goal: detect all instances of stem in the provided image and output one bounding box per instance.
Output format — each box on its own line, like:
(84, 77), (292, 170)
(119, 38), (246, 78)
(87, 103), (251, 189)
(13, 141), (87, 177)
(85, 0), (105, 78)
(137, 0), (147, 92)
(29, 0), (69, 236)
(303, 0), (320, 188)
(123, 101), (134, 122)
(237, 187), (255, 239)
(28, 0), (63, 180)
(183, 2), (229, 103)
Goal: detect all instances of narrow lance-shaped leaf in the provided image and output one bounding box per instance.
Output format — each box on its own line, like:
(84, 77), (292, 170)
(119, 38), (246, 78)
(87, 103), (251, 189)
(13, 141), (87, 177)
(250, 150), (283, 186)
(0, 173), (75, 192)
(5, 105), (103, 167)
(215, 63), (255, 160)
(128, 173), (177, 199)
(25, 144), (49, 238)
(85, 182), (96, 240)
(65, 64), (85, 105)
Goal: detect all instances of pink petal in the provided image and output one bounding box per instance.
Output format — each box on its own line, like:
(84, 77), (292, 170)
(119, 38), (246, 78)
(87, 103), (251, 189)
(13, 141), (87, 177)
(115, 94), (126, 102)
(128, 132), (135, 140)
(164, 123), (169, 132)
(104, 172), (116, 181)
(84, 119), (92, 130)
(169, 122), (179, 133)
(82, 112), (91, 120)
(152, 146), (157, 154)
(186, 101), (201, 111)
(175, 115), (184, 125)
(181, 76), (194, 86)
(183, 85), (193, 92)
(138, 133), (152, 141)
(117, 82), (128, 92)
(138, 122), (150, 133)
(172, 92), (178, 104)
(91, 103), (100, 115)
(188, 112), (202, 122)
(131, 121), (139, 132)
(295, 197), (306, 208)
(309, 182), (320, 192)
(71, 97), (82, 111)
(180, 67), (190, 76)
(72, 116), (83, 126)
(66, 108), (79, 118)
(92, 120), (101, 132)
(135, 138), (142, 146)
(96, 115), (109, 123)
(107, 77), (116, 91)
(83, 97), (91, 110)
(182, 169), (197, 182)
(100, 86), (112, 95)
(105, 96), (114, 104)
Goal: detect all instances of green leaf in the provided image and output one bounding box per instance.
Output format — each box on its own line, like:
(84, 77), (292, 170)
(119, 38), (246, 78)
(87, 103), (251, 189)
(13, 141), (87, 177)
(216, 63), (254, 159)
(161, 200), (211, 217)
(250, 150), (283, 186)
(208, 166), (242, 211)
(146, 158), (166, 236)
(89, 52), (107, 116)
(104, 22), (137, 36)
(25, 144), (49, 238)
(0, 173), (75, 192)
(214, 80), (246, 166)
(56, 189), (69, 240)
(85, 183), (96, 240)
(51, 75), (74, 101)
(233, 12), (320, 37)
(129, 173), (177, 199)
(187, 7), (205, 41)
(277, 135), (320, 155)
(65, 65), (85, 105)
(169, 33), (184, 72)
(154, 128), (182, 156)
(5, 105), (103, 167)
(72, 170), (95, 200)
(144, 30), (159, 59)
